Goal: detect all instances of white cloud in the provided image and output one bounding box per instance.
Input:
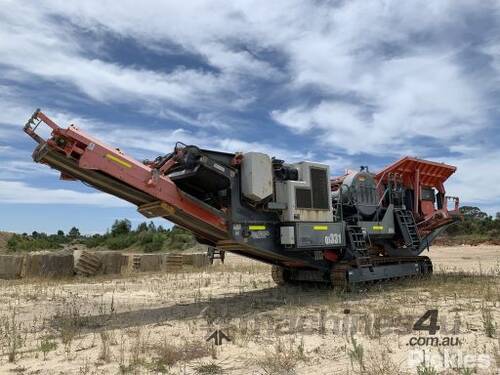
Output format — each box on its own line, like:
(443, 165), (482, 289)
(273, 47), (488, 155)
(141, 107), (232, 131)
(0, 88), (35, 129)
(0, 146), (14, 155)
(13, 104), (310, 171)
(0, 1), (277, 114)
(73, 118), (309, 162)
(214, 138), (310, 162)
(1, 0), (500, 216)
(0, 3), (254, 114)
(0, 160), (58, 179)
(0, 180), (130, 207)
(446, 151), (500, 206)
(44, 0), (491, 158)
(1, 1), (497, 156)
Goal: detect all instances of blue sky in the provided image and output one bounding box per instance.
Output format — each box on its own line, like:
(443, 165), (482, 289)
(1, 1), (500, 234)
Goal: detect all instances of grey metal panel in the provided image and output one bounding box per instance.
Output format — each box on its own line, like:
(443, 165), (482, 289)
(275, 162), (333, 222)
(227, 166), (337, 271)
(241, 152), (273, 202)
(280, 226), (295, 245)
(295, 222), (345, 249)
(340, 171), (378, 217)
(358, 204), (396, 237)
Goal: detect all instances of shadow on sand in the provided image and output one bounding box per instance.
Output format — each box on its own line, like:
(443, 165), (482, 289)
(52, 271), (496, 333)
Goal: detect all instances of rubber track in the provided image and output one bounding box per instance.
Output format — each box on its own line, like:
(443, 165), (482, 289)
(331, 256), (433, 290)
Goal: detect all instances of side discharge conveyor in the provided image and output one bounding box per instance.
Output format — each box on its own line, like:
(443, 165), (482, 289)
(24, 110), (228, 243)
(24, 109), (462, 290)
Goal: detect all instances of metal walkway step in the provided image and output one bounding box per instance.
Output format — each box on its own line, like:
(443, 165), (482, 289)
(346, 225), (370, 265)
(395, 209), (421, 249)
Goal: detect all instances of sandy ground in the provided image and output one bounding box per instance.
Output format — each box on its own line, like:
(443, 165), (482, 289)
(430, 245), (500, 274)
(0, 245), (498, 375)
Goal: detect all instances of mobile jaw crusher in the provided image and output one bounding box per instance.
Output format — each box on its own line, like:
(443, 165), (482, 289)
(24, 110), (461, 288)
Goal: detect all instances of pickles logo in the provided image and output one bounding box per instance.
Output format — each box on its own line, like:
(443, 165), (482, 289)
(325, 233), (342, 245)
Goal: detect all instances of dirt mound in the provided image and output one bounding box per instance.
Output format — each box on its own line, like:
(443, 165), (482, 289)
(0, 231), (13, 253)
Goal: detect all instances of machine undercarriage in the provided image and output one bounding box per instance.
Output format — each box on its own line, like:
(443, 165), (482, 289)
(23, 110), (461, 289)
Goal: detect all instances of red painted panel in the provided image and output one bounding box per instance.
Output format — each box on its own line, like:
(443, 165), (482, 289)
(24, 111), (228, 240)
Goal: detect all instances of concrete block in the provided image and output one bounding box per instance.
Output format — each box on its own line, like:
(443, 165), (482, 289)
(182, 253), (194, 265)
(192, 253), (209, 268)
(95, 251), (123, 275)
(183, 253), (209, 268)
(23, 251), (74, 278)
(120, 254), (134, 274)
(74, 250), (101, 276)
(165, 253), (183, 271)
(0, 255), (25, 279)
(138, 254), (162, 272)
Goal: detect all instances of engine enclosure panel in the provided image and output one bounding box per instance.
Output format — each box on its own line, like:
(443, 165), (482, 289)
(241, 152), (273, 202)
(275, 161), (333, 222)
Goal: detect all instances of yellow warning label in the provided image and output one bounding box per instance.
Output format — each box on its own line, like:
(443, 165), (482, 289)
(105, 153), (132, 168)
(313, 225), (328, 231)
(249, 225), (266, 231)
(372, 225), (384, 231)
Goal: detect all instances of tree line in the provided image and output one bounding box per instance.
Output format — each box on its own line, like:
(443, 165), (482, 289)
(7, 219), (196, 253)
(442, 206), (500, 243)
(6, 206), (500, 252)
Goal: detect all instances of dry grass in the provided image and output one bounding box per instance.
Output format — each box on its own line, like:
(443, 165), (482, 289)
(0, 307), (25, 363)
(0, 249), (498, 373)
(38, 335), (57, 361)
(481, 305), (497, 338)
(255, 337), (308, 375)
(362, 349), (405, 375)
(147, 339), (210, 373)
(348, 335), (365, 372)
(193, 360), (225, 374)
